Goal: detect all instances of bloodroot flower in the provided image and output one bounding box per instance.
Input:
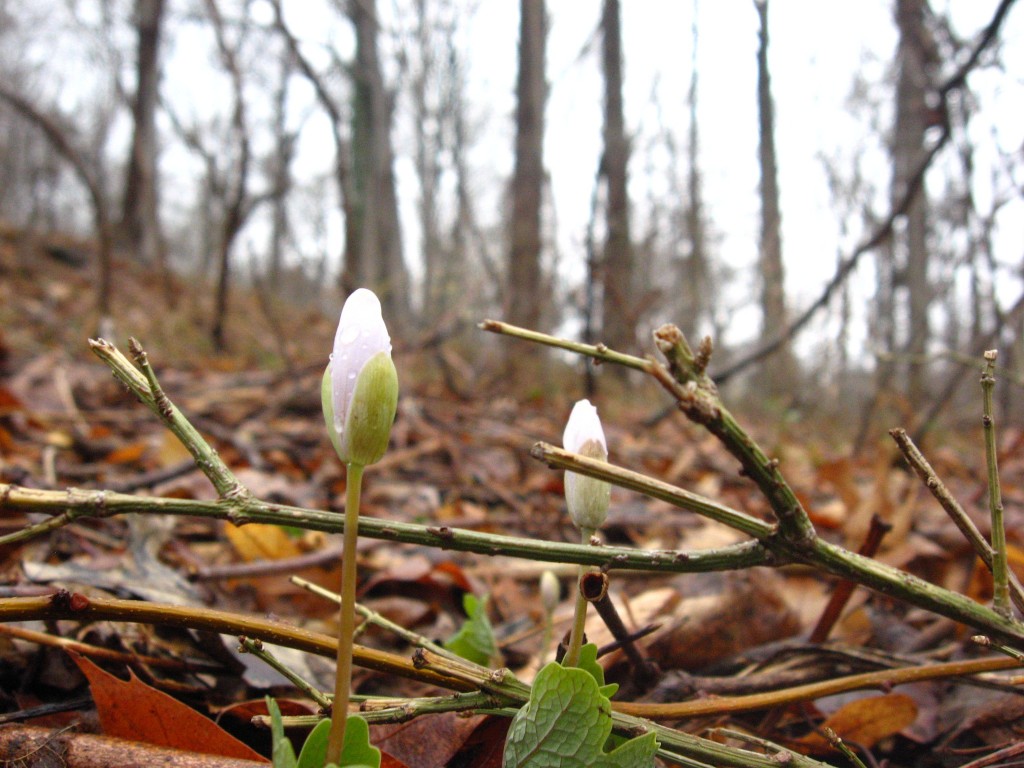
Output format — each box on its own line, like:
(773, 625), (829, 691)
(562, 399), (611, 534)
(321, 288), (399, 468)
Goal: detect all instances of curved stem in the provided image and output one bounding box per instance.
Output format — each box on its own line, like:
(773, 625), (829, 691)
(327, 462), (364, 766)
(562, 528), (593, 667)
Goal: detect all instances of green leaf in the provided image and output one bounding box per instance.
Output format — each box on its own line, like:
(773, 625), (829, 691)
(295, 717), (331, 768)
(338, 715), (381, 768)
(575, 643), (618, 698)
(502, 663), (658, 768)
(267, 697), (297, 768)
(444, 593), (499, 667)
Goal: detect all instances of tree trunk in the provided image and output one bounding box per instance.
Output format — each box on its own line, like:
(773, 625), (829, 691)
(754, 0), (795, 397)
(681, 0), (710, 340)
(205, 0), (251, 351)
(120, 0), (165, 278)
(599, 0), (634, 353)
(0, 86), (114, 319)
(268, 53), (295, 285)
(891, 0), (934, 404)
(507, 0), (547, 333)
(347, 0), (408, 321)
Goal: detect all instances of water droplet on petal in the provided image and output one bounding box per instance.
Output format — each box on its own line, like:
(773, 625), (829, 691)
(340, 326), (359, 344)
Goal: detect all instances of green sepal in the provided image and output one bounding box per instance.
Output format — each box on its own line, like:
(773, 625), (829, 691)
(345, 351), (399, 467)
(322, 352), (399, 468)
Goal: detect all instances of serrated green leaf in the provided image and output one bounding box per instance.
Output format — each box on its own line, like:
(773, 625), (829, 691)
(575, 643), (619, 698)
(338, 715), (381, 768)
(444, 593), (499, 666)
(502, 662), (658, 768)
(267, 697), (297, 768)
(295, 717), (331, 768)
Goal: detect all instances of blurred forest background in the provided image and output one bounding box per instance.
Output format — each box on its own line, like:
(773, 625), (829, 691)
(1, 0), (1023, 439)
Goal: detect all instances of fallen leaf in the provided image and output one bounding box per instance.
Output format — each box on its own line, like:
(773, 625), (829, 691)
(370, 713), (484, 768)
(793, 693), (917, 753)
(104, 441), (149, 465)
(70, 651), (268, 762)
(226, 522), (304, 562)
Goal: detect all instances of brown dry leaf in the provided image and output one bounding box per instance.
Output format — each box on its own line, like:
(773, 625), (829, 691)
(370, 713), (484, 768)
(445, 716), (509, 768)
(70, 651), (267, 762)
(643, 570), (801, 672)
(225, 522), (304, 562)
(103, 440), (149, 465)
(793, 693), (918, 754)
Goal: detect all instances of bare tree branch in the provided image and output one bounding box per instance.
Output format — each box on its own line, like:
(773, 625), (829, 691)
(0, 85), (114, 316)
(714, 0), (1018, 384)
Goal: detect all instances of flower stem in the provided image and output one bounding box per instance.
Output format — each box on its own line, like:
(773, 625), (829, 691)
(326, 462), (364, 766)
(562, 528), (593, 667)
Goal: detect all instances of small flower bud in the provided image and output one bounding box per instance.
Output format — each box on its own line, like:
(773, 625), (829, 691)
(322, 289), (399, 467)
(562, 399), (611, 533)
(540, 570), (560, 616)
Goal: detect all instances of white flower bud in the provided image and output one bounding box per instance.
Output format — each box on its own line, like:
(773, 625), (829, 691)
(322, 289), (399, 467)
(540, 570), (560, 616)
(562, 399), (611, 533)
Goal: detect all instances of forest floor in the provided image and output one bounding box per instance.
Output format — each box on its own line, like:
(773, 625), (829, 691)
(2, 244), (1024, 767)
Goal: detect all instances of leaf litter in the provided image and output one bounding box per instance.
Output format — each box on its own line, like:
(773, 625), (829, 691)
(1, 264), (1024, 766)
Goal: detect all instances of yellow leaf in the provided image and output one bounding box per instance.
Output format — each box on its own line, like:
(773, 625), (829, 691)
(794, 693), (917, 754)
(225, 523), (303, 562)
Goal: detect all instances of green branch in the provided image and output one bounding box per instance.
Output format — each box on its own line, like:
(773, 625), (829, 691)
(0, 483), (771, 573)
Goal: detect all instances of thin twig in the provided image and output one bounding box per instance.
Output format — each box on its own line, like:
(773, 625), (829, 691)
(91, 338), (248, 500)
(981, 350), (1010, 618)
(479, 319), (651, 371)
(238, 636), (332, 710)
(890, 427), (1024, 614)
(290, 576), (463, 663)
(615, 654), (1022, 719)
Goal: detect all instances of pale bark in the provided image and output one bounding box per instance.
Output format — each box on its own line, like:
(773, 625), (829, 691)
(347, 0), (409, 321)
(205, 0), (252, 351)
(507, 0), (547, 332)
(754, 0), (795, 396)
(599, 0), (634, 353)
(890, 0), (935, 404)
(120, 0), (165, 276)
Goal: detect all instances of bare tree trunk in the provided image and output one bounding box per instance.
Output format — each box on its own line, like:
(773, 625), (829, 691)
(268, 53), (295, 285)
(0, 86), (114, 319)
(892, 0), (935, 405)
(120, 0), (166, 282)
(507, 0), (547, 333)
(754, 0), (795, 396)
(205, 0), (252, 352)
(347, 0), (408, 321)
(681, 0), (709, 340)
(411, 0), (442, 321)
(599, 0), (634, 353)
